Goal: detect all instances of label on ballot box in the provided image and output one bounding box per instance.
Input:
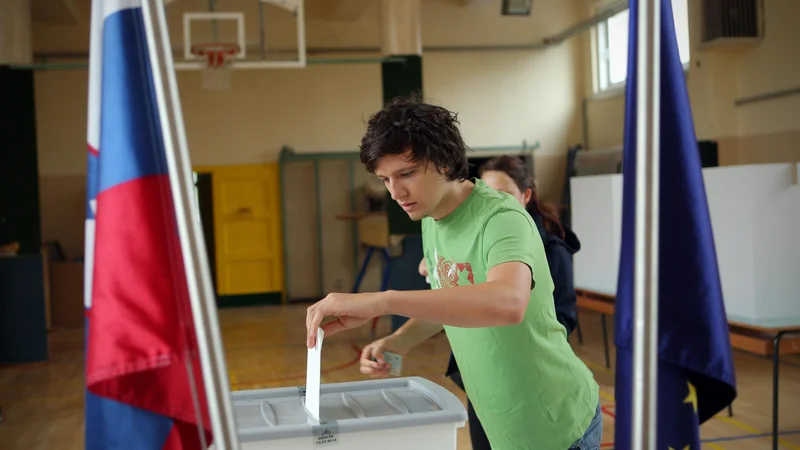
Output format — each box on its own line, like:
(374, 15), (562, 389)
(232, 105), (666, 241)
(312, 421), (339, 446)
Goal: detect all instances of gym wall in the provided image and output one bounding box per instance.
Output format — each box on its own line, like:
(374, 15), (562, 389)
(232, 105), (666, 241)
(582, 0), (800, 166)
(33, 0), (586, 273)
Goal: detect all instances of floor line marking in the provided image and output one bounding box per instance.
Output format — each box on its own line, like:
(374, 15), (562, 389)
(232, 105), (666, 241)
(598, 389), (616, 402)
(714, 415), (800, 450)
(599, 429), (800, 449)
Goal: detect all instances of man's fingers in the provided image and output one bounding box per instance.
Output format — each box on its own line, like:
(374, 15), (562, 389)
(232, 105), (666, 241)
(359, 346), (389, 377)
(305, 303), (317, 345)
(359, 364), (390, 378)
(321, 319), (347, 338)
(371, 348), (385, 365)
(359, 345), (384, 369)
(307, 309), (325, 348)
(306, 316), (313, 348)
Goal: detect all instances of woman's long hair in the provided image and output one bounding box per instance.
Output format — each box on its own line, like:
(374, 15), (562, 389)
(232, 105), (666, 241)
(479, 155), (565, 240)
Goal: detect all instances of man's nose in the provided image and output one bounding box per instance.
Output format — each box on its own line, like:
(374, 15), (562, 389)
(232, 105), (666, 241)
(387, 181), (406, 201)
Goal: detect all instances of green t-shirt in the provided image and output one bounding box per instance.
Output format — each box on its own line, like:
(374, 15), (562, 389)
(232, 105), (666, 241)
(422, 179), (599, 449)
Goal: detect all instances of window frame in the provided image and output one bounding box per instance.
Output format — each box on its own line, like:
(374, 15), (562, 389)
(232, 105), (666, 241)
(592, 0), (690, 97)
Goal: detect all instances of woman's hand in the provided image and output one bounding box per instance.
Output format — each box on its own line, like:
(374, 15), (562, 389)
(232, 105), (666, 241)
(359, 334), (412, 379)
(306, 291), (389, 348)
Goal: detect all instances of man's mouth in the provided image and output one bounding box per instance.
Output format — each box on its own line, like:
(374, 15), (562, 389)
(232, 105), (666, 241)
(400, 202), (417, 211)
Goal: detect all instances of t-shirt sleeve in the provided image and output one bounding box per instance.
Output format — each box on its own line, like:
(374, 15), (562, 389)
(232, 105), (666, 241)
(483, 209), (539, 288)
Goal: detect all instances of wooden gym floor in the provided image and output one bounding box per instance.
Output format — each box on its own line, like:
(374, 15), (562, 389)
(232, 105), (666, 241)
(1, 304), (799, 449)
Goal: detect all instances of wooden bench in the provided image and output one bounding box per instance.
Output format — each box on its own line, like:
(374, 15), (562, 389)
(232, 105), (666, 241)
(574, 288), (800, 450)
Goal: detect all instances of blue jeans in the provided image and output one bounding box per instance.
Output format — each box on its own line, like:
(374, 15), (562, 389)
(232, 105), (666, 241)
(568, 401), (603, 450)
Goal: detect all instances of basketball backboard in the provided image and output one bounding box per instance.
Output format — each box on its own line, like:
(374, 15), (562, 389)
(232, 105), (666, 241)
(165, 0), (306, 70)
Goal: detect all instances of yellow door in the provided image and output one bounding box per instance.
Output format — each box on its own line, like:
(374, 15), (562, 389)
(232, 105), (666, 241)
(209, 163), (283, 298)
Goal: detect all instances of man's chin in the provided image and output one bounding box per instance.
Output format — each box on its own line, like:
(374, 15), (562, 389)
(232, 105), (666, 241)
(406, 211), (425, 221)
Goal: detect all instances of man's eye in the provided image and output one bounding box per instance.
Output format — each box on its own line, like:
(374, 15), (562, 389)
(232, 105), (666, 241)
(400, 171), (414, 177)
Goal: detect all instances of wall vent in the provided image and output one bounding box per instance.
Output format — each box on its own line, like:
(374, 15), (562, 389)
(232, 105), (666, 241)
(700, 0), (763, 50)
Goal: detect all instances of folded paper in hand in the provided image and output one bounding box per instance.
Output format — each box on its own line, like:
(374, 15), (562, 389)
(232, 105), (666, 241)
(383, 351), (403, 376)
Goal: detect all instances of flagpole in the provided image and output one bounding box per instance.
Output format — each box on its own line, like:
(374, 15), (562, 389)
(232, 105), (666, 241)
(139, 1), (240, 449)
(632, 0), (660, 448)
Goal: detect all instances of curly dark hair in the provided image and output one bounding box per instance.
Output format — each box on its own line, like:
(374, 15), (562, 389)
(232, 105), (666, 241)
(359, 97), (469, 181)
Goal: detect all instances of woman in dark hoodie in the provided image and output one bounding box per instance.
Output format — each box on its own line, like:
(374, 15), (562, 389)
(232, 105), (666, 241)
(478, 155), (581, 335)
(443, 155), (582, 450)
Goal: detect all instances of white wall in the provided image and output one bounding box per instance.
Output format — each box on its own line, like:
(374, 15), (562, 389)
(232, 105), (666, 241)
(581, 0), (800, 166)
(32, 0), (587, 263)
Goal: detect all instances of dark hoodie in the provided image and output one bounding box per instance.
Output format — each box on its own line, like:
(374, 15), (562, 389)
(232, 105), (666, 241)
(528, 208), (581, 335)
(444, 207), (582, 379)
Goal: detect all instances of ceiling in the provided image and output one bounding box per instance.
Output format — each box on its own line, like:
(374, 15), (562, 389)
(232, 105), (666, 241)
(29, 0), (492, 25)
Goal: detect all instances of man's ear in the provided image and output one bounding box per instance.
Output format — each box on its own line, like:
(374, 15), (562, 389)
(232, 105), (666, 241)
(429, 162), (447, 175)
(523, 188), (533, 205)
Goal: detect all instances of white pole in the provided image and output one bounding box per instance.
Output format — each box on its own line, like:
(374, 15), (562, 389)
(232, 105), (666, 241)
(296, 0), (307, 67)
(0, 0), (33, 64)
(632, 0), (660, 448)
(140, 0), (240, 448)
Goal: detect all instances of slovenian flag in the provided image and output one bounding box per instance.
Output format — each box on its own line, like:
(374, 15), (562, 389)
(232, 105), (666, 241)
(83, 0), (213, 448)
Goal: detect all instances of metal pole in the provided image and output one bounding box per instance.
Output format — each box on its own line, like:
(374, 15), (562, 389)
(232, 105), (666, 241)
(140, 1), (240, 449)
(632, 0), (660, 448)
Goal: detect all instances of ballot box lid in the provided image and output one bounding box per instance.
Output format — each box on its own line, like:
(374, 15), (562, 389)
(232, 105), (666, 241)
(231, 376), (467, 442)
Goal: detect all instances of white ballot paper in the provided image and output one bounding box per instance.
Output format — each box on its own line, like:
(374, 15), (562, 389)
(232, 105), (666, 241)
(305, 327), (324, 422)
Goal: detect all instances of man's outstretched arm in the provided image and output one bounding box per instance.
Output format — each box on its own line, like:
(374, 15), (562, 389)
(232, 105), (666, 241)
(382, 209), (539, 327)
(306, 209), (539, 346)
(307, 262), (531, 347)
(384, 261), (531, 327)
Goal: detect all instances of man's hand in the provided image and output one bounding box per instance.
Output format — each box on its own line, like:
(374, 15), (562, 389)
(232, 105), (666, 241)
(418, 257), (428, 277)
(359, 334), (413, 379)
(306, 292), (388, 348)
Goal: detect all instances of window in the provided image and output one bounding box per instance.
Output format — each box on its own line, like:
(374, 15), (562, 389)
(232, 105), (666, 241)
(594, 0), (690, 93)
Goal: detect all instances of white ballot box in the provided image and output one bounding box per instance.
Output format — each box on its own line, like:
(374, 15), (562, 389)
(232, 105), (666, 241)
(225, 376), (467, 450)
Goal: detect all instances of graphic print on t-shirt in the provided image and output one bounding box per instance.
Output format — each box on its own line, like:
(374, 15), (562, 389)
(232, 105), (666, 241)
(430, 247), (475, 289)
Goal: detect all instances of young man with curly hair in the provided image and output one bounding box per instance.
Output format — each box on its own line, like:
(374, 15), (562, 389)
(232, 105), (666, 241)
(305, 97), (602, 449)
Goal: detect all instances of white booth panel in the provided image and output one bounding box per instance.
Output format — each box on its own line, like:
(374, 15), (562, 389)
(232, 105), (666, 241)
(570, 162), (800, 326)
(702, 165), (759, 321)
(570, 174), (623, 296)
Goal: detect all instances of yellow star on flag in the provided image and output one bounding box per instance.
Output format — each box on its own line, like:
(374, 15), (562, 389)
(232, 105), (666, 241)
(668, 446), (690, 450)
(684, 381), (698, 415)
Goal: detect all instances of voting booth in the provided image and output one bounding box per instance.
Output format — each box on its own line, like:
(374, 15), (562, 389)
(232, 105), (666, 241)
(218, 377), (467, 449)
(570, 162), (800, 325)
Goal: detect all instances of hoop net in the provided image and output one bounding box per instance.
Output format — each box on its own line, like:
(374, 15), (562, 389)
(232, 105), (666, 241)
(191, 43), (240, 90)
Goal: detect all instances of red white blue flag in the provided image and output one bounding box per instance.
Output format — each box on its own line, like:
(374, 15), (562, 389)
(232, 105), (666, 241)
(84, 1), (212, 448)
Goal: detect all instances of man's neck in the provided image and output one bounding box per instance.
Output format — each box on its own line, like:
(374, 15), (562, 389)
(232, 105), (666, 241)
(430, 179), (474, 221)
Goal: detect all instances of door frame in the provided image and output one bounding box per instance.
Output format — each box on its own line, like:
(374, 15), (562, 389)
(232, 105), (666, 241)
(193, 163), (285, 307)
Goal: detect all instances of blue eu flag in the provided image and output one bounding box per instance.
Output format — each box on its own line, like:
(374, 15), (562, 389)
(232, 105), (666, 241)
(613, 1), (738, 449)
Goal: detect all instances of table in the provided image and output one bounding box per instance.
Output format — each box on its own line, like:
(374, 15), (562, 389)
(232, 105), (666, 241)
(727, 318), (800, 450)
(574, 288), (800, 450)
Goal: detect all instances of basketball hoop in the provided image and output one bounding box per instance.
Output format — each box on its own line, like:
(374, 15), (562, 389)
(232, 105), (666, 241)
(191, 42), (240, 90)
